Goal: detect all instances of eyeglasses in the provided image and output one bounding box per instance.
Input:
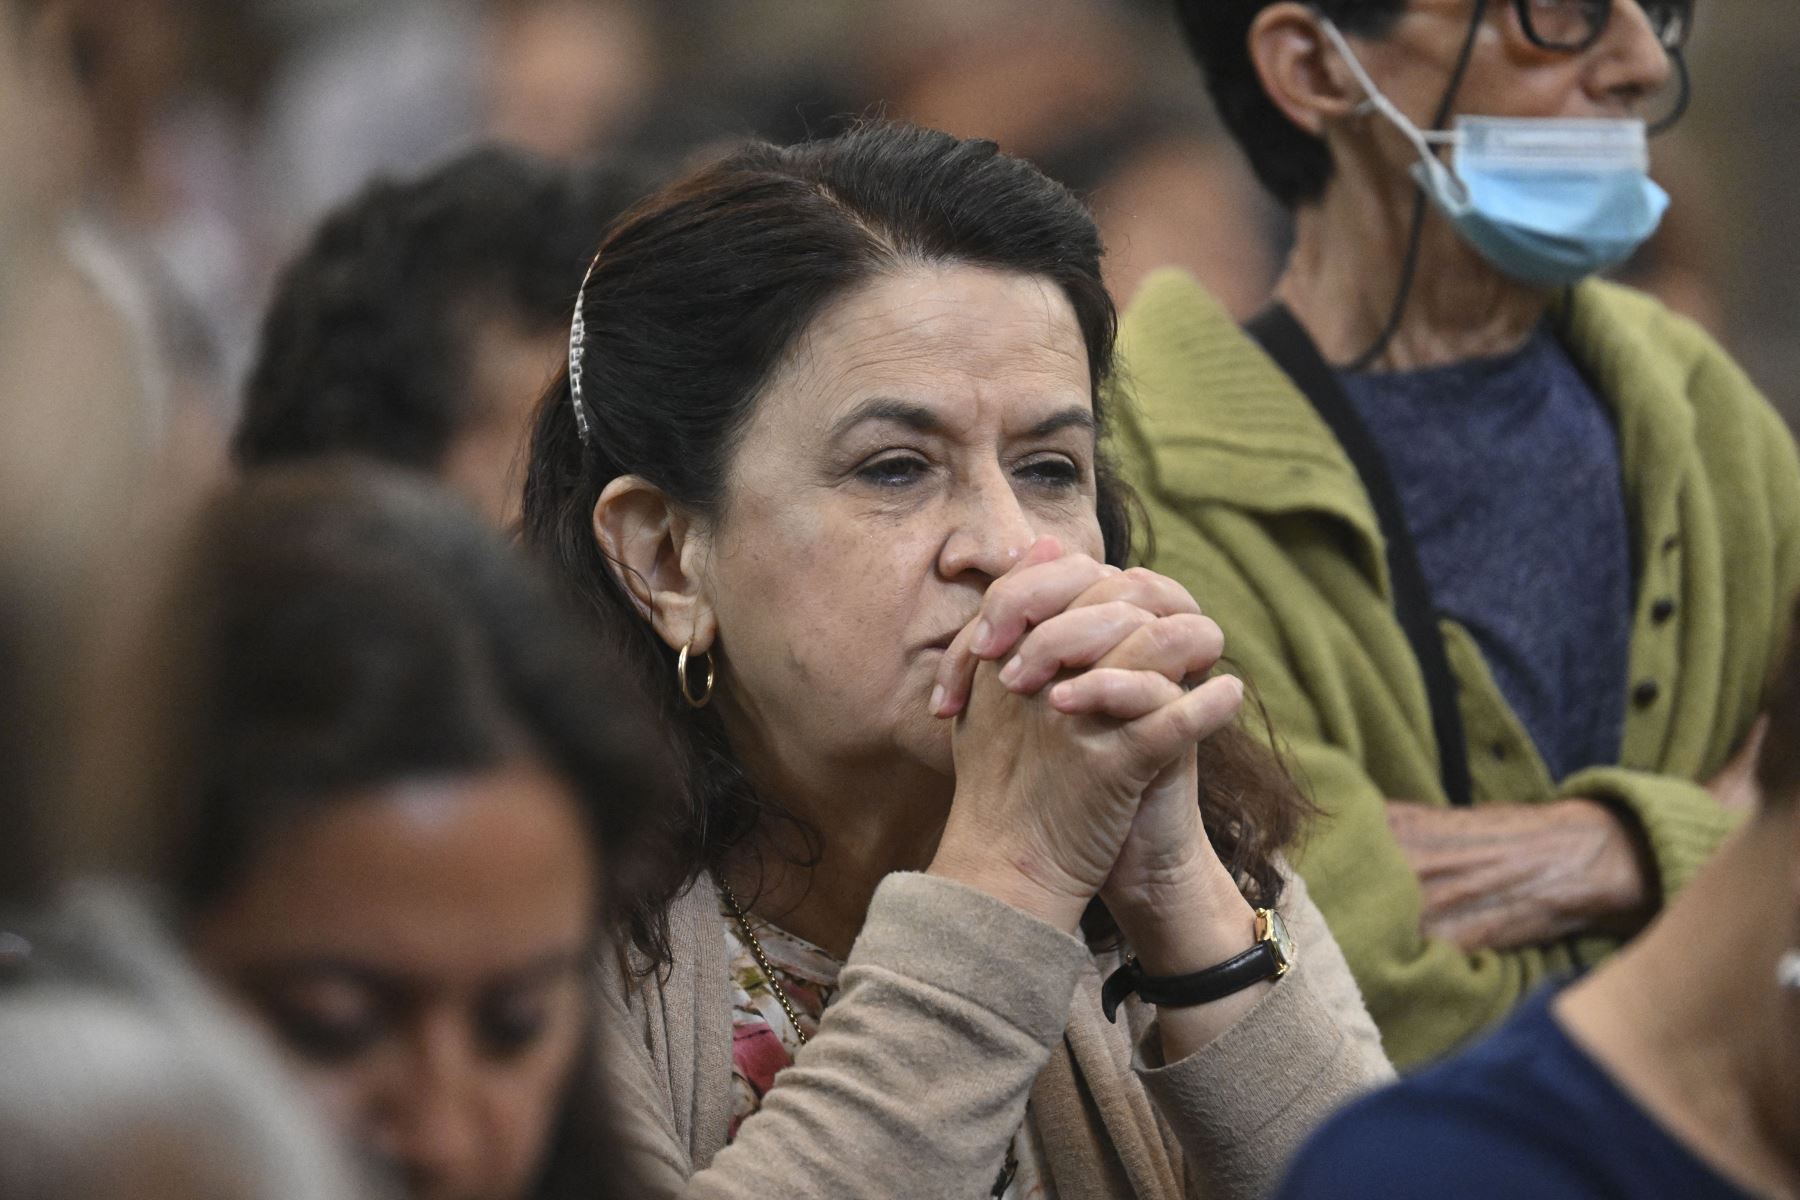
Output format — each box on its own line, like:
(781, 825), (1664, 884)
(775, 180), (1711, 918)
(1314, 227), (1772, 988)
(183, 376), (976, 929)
(1512, 0), (1694, 54)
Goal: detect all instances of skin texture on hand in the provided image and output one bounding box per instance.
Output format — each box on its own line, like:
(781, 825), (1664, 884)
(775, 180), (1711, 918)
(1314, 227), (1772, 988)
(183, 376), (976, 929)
(928, 538), (1263, 1052)
(1386, 797), (1656, 953)
(929, 539), (1245, 928)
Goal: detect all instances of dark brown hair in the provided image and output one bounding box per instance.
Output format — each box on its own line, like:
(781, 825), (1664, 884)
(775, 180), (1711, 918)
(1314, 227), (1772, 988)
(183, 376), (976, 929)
(522, 122), (1308, 946)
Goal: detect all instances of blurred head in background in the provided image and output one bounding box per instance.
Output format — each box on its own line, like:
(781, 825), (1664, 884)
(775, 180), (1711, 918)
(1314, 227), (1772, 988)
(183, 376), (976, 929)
(236, 148), (644, 527)
(132, 461), (670, 1200)
(1175, 0), (1691, 365)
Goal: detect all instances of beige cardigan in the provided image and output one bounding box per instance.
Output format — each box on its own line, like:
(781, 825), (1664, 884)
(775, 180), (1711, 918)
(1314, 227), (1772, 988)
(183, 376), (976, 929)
(601, 867), (1392, 1200)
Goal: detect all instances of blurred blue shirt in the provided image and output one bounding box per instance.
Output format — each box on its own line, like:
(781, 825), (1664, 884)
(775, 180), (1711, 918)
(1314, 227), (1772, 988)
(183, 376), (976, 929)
(1274, 985), (1754, 1200)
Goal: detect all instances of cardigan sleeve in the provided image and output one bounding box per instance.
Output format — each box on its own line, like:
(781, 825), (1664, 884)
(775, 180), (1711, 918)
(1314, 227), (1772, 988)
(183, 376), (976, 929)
(1131, 863), (1396, 1200)
(606, 872), (1093, 1200)
(1554, 767), (1742, 901)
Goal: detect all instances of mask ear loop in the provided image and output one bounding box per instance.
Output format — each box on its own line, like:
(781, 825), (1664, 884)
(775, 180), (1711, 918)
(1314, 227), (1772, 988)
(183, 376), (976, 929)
(568, 249), (602, 447)
(1317, 1), (1486, 371)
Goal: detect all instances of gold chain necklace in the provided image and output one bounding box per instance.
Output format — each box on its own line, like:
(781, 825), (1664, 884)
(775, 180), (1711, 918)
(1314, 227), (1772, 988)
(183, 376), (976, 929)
(719, 877), (812, 1047)
(715, 877), (1019, 1197)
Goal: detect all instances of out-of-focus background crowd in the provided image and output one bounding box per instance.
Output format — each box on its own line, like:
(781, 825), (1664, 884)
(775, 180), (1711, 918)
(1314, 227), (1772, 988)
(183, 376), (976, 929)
(11, 0), (1800, 452)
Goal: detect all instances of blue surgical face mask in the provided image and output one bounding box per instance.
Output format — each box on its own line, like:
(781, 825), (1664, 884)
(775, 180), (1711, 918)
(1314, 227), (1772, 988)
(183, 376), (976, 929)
(1317, 17), (1670, 288)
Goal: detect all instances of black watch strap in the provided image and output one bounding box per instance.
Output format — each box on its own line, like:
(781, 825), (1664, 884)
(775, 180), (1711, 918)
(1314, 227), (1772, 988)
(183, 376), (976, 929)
(1100, 909), (1295, 1022)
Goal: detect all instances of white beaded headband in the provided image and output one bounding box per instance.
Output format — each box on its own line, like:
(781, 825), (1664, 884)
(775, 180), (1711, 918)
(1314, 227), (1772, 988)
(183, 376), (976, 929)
(568, 250), (602, 446)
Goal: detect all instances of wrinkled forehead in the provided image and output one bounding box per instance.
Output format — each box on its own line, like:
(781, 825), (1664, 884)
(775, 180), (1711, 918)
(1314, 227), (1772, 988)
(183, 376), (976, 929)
(763, 264), (1094, 441)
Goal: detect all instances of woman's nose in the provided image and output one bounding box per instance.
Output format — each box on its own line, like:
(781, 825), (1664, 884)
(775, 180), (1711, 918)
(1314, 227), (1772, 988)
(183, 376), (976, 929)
(370, 1019), (489, 1197)
(936, 470), (1036, 581)
(1589, 1), (1674, 107)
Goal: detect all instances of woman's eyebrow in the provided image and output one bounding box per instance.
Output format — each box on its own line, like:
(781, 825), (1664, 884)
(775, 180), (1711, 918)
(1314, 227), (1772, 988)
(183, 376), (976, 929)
(1024, 407), (1097, 439)
(827, 400), (1096, 442)
(827, 397), (943, 442)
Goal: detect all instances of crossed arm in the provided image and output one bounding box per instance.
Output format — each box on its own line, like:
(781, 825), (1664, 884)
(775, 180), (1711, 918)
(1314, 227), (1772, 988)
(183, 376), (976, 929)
(1387, 717), (1762, 954)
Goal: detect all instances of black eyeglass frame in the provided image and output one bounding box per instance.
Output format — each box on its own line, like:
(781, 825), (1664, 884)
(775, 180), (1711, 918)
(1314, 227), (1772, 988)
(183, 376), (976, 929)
(1511, 0), (1694, 54)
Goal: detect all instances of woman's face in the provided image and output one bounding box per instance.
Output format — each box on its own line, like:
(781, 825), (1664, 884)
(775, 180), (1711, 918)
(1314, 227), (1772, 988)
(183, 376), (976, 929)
(1345, 0), (1673, 138)
(696, 265), (1105, 782)
(190, 759), (599, 1200)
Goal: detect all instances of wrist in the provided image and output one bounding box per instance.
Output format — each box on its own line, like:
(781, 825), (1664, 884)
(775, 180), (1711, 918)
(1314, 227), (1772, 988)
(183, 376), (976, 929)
(1556, 797), (1657, 933)
(1110, 858), (1257, 977)
(928, 826), (1092, 934)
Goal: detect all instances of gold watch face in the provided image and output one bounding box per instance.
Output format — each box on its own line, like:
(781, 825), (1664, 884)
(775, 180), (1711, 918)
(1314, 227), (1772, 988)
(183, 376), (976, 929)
(1257, 909), (1298, 977)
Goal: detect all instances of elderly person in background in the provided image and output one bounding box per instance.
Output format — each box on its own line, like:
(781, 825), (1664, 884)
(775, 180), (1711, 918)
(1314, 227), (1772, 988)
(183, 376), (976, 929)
(1278, 601), (1800, 1199)
(525, 120), (1391, 1200)
(1113, 0), (1800, 1068)
(236, 148), (645, 528)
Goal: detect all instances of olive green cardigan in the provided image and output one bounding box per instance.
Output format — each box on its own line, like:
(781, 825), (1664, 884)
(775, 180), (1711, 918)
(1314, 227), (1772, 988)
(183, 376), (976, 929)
(1112, 270), (1800, 1069)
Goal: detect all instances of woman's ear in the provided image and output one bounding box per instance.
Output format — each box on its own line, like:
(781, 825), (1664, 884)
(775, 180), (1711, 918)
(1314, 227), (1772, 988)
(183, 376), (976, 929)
(592, 477), (718, 654)
(1249, 2), (1367, 138)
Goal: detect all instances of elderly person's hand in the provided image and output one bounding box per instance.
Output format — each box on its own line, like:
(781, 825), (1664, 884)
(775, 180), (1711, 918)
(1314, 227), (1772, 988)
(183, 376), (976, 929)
(1385, 799), (1655, 953)
(931, 537), (1269, 1050)
(1391, 717), (1766, 954)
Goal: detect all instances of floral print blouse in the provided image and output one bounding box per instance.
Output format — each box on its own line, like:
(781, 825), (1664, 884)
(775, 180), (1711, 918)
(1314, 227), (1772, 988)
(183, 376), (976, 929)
(721, 895), (1055, 1198)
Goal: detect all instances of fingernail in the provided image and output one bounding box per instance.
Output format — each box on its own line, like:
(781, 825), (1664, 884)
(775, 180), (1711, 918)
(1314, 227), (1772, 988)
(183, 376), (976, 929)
(971, 619), (995, 656)
(1050, 682), (1073, 707)
(998, 655), (1022, 685)
(929, 685), (946, 715)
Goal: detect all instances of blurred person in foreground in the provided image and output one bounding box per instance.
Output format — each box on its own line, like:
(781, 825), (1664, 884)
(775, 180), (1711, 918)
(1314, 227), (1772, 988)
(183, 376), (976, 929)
(0, 877), (365, 1200)
(1, 11), (359, 1196)
(1277, 601), (1800, 1200)
(236, 148), (643, 527)
(525, 120), (1391, 1199)
(1114, 0), (1800, 1068)
(137, 460), (671, 1200)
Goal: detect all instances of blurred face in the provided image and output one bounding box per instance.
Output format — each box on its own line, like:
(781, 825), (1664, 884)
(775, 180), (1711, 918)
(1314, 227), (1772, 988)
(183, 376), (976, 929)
(441, 311), (563, 531)
(695, 265), (1105, 781)
(190, 760), (599, 1200)
(1339, 0), (1674, 156)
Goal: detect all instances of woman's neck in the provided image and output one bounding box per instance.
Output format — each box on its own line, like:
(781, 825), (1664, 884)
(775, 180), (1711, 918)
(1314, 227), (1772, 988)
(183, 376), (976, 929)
(1555, 825), (1800, 1199)
(1275, 169), (1550, 372)
(723, 752), (954, 961)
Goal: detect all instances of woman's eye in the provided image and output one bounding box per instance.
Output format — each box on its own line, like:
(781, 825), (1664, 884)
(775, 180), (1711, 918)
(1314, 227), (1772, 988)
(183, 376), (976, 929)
(478, 992), (551, 1058)
(855, 455), (929, 488)
(1016, 456), (1081, 488)
(264, 1002), (385, 1064)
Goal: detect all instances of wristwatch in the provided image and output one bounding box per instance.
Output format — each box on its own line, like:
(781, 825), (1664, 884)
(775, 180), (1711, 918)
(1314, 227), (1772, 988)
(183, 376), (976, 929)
(1100, 908), (1297, 1022)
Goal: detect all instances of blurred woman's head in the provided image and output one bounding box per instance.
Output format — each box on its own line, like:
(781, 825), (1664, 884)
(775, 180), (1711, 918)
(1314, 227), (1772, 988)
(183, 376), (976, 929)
(524, 120), (1302, 922)
(147, 461), (670, 1200)
(1176, 0), (1683, 210)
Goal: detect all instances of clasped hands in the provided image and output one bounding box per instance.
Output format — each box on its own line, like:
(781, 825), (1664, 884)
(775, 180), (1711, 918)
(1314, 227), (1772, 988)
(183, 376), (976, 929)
(925, 537), (1257, 978)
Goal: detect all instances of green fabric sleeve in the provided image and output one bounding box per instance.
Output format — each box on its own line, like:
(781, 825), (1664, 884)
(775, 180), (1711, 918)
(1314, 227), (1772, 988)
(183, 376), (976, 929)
(1556, 767), (1741, 903)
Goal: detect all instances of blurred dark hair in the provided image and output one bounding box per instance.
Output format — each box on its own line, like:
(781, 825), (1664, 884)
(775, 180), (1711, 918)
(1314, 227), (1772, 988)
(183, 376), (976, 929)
(150, 462), (678, 954)
(1755, 599), (1800, 812)
(142, 461), (670, 1198)
(1173, 0), (1405, 207)
(236, 148), (646, 471)
(522, 121), (1308, 943)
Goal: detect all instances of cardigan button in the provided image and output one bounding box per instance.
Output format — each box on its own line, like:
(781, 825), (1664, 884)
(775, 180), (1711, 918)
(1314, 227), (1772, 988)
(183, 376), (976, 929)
(1650, 597), (1676, 624)
(1632, 680), (1662, 709)
(1490, 741), (1509, 762)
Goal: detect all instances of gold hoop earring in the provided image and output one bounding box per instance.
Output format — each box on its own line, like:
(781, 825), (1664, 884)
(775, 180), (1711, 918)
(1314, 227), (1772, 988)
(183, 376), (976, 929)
(677, 642), (715, 709)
